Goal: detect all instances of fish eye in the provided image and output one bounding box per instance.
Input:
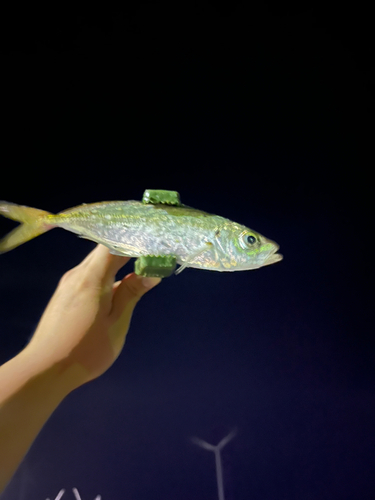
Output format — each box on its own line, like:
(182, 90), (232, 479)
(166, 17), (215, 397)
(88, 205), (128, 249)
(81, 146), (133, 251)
(239, 231), (259, 250)
(247, 235), (256, 245)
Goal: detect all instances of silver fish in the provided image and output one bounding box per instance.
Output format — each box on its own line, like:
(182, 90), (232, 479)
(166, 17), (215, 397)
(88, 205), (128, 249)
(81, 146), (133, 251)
(0, 192), (282, 273)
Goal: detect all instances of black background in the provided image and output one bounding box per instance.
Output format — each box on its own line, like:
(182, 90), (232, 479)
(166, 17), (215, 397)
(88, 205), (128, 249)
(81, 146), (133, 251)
(1, 3), (374, 499)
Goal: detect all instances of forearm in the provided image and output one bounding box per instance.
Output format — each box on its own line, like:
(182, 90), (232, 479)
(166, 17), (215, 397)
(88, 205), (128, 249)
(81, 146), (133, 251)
(0, 347), (86, 493)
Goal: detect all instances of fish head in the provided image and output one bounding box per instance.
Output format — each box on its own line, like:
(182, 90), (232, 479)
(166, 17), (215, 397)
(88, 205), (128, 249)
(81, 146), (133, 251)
(223, 224), (283, 270)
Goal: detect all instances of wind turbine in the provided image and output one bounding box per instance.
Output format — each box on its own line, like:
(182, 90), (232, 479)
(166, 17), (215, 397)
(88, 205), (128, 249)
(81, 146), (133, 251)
(191, 428), (237, 500)
(46, 488), (101, 500)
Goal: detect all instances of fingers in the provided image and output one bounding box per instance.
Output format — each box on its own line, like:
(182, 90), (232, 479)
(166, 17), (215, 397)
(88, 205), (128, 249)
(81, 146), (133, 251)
(110, 273), (161, 323)
(81, 244), (131, 285)
(108, 273), (160, 354)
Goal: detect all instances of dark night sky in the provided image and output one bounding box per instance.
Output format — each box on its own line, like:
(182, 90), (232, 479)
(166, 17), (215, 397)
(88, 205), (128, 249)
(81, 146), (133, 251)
(1, 3), (374, 499)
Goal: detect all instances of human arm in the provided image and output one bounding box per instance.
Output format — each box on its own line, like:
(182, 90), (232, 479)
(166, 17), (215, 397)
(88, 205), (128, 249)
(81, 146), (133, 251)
(0, 244), (160, 492)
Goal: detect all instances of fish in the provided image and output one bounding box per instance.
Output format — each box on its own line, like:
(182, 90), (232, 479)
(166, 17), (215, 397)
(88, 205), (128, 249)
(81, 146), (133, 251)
(0, 193), (282, 274)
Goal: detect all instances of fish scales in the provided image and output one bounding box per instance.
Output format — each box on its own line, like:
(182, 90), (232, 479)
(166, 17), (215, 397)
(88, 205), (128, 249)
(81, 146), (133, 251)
(0, 195), (282, 272)
(53, 201), (230, 266)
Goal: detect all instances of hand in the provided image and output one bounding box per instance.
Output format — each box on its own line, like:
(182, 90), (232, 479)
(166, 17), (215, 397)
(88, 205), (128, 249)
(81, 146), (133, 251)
(25, 244), (161, 389)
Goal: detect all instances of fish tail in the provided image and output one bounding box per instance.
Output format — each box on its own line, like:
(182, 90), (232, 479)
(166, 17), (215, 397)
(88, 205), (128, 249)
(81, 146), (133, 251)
(0, 201), (54, 254)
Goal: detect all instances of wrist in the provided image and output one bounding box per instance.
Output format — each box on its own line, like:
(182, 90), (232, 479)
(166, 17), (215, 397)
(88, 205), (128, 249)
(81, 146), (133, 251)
(12, 346), (89, 399)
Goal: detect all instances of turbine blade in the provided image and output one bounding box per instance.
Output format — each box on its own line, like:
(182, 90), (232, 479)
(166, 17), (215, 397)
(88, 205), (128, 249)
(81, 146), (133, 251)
(191, 436), (216, 451)
(217, 428), (238, 450)
(72, 488), (82, 500)
(52, 490), (65, 500)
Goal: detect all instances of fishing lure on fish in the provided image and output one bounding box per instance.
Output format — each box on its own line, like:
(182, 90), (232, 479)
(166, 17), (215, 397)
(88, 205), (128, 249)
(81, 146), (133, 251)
(0, 190), (282, 277)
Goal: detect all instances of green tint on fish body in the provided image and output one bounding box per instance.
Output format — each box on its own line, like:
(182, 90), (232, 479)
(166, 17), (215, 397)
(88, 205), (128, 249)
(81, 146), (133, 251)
(0, 190), (283, 277)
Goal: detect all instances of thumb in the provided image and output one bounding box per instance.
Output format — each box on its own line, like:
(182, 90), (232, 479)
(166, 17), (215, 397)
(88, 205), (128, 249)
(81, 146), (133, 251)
(110, 273), (161, 323)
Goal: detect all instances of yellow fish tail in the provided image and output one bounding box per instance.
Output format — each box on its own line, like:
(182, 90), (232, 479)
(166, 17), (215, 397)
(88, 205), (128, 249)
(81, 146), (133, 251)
(0, 202), (53, 254)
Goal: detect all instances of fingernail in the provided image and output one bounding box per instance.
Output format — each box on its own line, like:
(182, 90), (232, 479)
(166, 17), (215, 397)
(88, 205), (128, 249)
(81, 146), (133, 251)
(142, 277), (162, 288)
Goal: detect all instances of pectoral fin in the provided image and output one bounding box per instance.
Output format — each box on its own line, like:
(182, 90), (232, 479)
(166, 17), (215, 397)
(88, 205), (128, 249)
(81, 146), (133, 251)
(175, 242), (213, 275)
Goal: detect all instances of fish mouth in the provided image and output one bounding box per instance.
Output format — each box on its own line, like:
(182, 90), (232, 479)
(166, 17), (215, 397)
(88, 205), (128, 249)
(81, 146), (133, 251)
(264, 252), (283, 266)
(263, 244), (283, 266)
